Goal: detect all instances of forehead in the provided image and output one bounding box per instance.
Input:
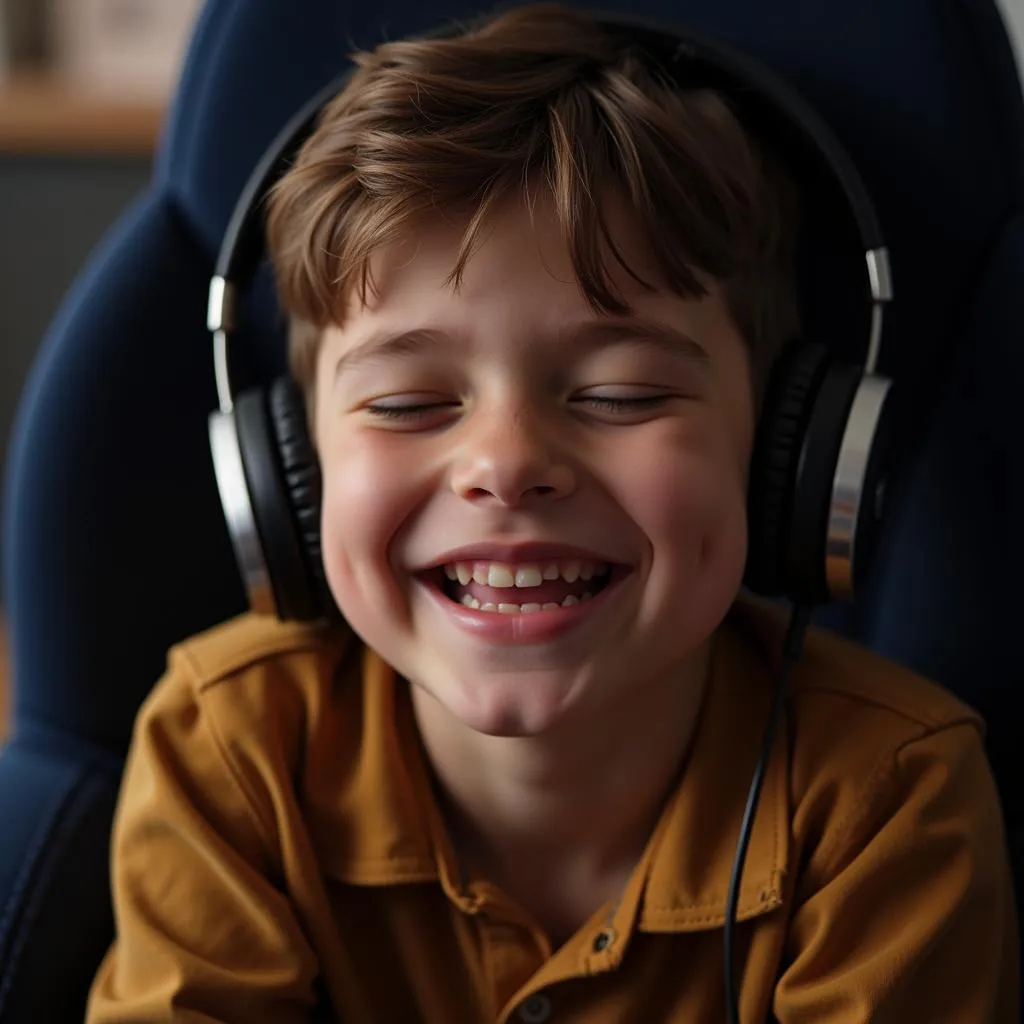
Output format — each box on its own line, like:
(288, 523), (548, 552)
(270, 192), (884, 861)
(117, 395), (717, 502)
(358, 188), (670, 314)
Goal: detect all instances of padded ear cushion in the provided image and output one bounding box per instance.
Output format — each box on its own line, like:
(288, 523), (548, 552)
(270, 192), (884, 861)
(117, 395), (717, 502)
(235, 386), (320, 620)
(267, 376), (334, 618)
(745, 343), (830, 596)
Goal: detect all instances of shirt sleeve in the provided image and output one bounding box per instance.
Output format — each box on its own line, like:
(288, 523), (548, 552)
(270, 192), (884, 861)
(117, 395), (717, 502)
(773, 721), (1019, 1022)
(86, 649), (319, 1024)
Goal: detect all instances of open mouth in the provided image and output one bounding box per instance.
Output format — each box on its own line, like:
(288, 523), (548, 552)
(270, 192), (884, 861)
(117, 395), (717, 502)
(421, 558), (629, 615)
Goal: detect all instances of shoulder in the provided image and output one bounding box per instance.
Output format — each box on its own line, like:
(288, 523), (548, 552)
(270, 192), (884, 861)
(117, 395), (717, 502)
(170, 612), (352, 692)
(727, 594), (982, 740)
(136, 613), (360, 782)
(725, 597), (997, 873)
(728, 601), (1022, 1017)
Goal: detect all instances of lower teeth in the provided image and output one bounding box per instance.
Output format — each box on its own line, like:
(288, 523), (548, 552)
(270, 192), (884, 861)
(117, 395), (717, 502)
(460, 592), (595, 613)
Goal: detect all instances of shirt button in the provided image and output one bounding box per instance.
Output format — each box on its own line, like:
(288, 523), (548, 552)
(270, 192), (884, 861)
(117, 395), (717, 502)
(592, 927), (616, 953)
(518, 993), (553, 1023)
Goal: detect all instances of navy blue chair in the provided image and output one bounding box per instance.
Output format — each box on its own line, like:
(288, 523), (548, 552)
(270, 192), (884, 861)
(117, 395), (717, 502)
(1, 1), (1021, 1020)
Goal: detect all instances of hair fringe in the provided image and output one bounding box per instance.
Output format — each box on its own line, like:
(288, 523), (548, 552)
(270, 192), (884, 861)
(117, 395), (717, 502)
(266, 3), (801, 404)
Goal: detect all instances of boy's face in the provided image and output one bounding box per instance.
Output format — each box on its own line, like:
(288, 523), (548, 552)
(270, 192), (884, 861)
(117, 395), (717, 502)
(313, 192), (754, 737)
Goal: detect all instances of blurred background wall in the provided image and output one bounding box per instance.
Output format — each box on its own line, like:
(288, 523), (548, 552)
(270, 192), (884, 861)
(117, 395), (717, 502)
(0, 0), (201, 602)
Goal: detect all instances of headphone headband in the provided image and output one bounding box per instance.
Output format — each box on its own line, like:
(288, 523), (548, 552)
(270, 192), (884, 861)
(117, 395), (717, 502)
(207, 13), (892, 416)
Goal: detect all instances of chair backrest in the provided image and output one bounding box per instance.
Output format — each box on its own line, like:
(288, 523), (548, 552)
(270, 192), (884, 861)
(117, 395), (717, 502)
(1, 1), (1021, 1020)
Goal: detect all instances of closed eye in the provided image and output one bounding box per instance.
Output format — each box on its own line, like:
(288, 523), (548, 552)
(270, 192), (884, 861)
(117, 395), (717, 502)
(363, 400), (458, 422)
(575, 395), (671, 413)
(361, 393), (676, 423)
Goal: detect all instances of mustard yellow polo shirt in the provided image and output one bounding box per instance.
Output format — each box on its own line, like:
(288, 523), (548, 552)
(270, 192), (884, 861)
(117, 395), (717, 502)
(86, 597), (1018, 1022)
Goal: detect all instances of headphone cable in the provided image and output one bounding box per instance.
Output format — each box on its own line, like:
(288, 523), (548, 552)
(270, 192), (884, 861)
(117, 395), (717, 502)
(724, 602), (812, 1024)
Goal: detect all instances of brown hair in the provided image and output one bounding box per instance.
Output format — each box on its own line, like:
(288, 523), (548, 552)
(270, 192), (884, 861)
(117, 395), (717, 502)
(265, 3), (801, 404)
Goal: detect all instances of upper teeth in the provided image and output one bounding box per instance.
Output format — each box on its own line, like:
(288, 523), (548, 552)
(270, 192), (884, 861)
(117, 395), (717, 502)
(443, 560), (609, 588)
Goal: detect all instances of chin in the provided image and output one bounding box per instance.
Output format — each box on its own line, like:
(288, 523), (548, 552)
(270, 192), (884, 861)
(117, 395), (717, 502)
(425, 673), (581, 738)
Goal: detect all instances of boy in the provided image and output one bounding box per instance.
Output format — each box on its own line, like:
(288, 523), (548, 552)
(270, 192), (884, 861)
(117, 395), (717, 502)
(87, 5), (1018, 1021)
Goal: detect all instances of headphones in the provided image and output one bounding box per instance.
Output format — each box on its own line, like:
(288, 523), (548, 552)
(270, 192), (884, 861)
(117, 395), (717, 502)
(207, 13), (895, 624)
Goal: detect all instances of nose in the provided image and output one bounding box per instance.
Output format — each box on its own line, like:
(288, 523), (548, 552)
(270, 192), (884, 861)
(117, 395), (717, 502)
(449, 402), (576, 507)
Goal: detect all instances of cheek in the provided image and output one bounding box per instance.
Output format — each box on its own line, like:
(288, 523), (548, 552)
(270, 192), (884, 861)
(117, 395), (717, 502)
(614, 422), (749, 591)
(318, 436), (421, 606)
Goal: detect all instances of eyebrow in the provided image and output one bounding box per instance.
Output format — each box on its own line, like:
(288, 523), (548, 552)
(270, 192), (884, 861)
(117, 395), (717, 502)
(333, 328), (452, 379)
(333, 316), (711, 379)
(565, 317), (711, 368)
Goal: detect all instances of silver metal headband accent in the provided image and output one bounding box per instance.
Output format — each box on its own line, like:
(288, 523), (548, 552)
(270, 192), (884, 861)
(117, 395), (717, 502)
(825, 374), (892, 597)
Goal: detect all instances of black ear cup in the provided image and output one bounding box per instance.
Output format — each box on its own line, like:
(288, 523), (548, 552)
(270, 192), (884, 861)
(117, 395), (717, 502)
(266, 376), (333, 617)
(745, 343), (830, 596)
(746, 341), (874, 605)
(233, 380), (325, 621)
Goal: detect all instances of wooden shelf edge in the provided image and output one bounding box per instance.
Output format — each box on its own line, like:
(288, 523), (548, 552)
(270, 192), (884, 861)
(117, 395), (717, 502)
(0, 72), (166, 157)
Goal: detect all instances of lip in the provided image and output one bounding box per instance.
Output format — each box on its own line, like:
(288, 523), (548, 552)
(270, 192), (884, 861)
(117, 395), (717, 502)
(418, 563), (633, 644)
(419, 541), (629, 571)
